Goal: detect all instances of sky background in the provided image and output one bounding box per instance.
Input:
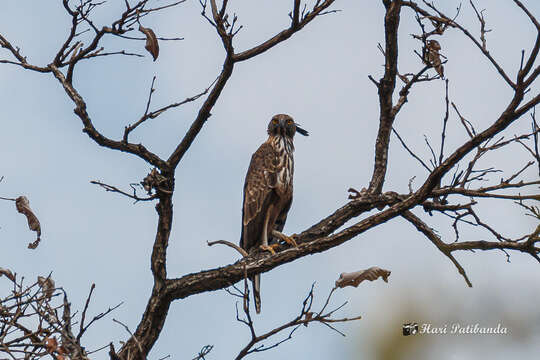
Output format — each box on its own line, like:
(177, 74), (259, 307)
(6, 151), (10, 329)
(1, 1), (540, 359)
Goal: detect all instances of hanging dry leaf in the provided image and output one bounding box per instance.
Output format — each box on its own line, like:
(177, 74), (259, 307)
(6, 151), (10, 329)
(335, 266), (391, 288)
(425, 40), (444, 78)
(0, 267), (15, 281)
(57, 345), (68, 356)
(15, 196), (41, 248)
(427, 39), (441, 51)
(45, 337), (58, 354)
(139, 25), (159, 61)
(141, 168), (167, 194)
(38, 276), (56, 300)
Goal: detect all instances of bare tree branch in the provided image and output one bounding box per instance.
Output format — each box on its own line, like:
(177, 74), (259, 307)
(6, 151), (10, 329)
(233, 280), (363, 359)
(367, 0), (402, 194)
(402, 210), (473, 287)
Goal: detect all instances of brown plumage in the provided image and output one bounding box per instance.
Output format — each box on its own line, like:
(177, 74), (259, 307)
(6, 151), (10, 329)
(426, 40), (444, 79)
(240, 114), (308, 313)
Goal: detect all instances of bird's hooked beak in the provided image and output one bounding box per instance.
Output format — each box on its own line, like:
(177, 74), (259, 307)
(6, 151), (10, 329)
(278, 120), (287, 136)
(295, 124), (309, 136)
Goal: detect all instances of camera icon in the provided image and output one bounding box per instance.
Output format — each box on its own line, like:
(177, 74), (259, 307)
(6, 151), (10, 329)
(402, 322), (419, 336)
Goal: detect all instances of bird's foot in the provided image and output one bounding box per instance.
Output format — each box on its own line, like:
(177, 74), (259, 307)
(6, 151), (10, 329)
(260, 244), (279, 255)
(271, 230), (298, 247)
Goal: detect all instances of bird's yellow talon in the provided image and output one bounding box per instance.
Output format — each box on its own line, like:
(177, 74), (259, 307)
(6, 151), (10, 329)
(271, 230), (298, 247)
(260, 244), (278, 255)
(286, 234), (298, 247)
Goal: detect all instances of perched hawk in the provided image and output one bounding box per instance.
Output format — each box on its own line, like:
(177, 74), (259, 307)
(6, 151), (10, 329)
(240, 114), (308, 313)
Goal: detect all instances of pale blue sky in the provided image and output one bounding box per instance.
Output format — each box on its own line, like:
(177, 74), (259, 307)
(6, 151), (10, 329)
(1, 1), (539, 359)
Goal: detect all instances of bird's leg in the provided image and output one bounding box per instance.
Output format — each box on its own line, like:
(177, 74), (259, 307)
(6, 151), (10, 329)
(260, 228), (279, 255)
(271, 230), (298, 247)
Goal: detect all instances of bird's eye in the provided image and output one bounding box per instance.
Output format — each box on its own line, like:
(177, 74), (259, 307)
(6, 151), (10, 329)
(272, 119), (279, 124)
(286, 119), (293, 125)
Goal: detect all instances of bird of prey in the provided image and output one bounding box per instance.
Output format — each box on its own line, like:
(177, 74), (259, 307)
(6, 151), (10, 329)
(240, 114), (308, 313)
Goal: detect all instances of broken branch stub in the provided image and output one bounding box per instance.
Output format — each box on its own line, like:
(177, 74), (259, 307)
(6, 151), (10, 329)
(335, 267), (391, 288)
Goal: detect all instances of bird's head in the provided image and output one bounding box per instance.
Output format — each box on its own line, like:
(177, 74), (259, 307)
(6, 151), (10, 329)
(267, 114), (309, 138)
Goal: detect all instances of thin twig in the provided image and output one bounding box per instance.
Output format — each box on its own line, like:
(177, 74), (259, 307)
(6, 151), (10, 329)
(77, 283), (96, 342)
(207, 240), (248, 257)
(392, 128), (432, 172)
(90, 180), (158, 202)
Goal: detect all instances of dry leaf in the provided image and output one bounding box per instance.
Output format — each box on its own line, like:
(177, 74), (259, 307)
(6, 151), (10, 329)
(45, 337), (58, 353)
(58, 345), (68, 355)
(335, 266), (391, 288)
(15, 196), (41, 248)
(38, 276), (55, 300)
(139, 25), (159, 61)
(27, 238), (41, 249)
(0, 267), (15, 281)
(427, 39), (441, 51)
(141, 168), (166, 194)
(426, 40), (444, 78)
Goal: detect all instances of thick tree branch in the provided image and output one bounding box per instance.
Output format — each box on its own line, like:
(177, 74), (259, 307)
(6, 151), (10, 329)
(368, 0), (402, 194)
(165, 70), (538, 303)
(117, 195), (174, 359)
(167, 55), (234, 168)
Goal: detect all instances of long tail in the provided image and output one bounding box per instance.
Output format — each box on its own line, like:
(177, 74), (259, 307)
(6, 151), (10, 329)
(252, 274), (261, 314)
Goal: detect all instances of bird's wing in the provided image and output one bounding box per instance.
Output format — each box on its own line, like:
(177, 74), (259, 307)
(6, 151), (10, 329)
(241, 142), (278, 250)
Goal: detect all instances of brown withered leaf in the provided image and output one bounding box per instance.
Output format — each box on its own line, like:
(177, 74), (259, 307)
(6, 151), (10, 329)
(427, 39), (441, 51)
(45, 337), (58, 354)
(426, 40), (444, 78)
(38, 276), (56, 300)
(335, 266), (391, 288)
(0, 267), (15, 281)
(15, 196), (42, 248)
(139, 25), (159, 61)
(57, 345), (68, 356)
(141, 168), (167, 194)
